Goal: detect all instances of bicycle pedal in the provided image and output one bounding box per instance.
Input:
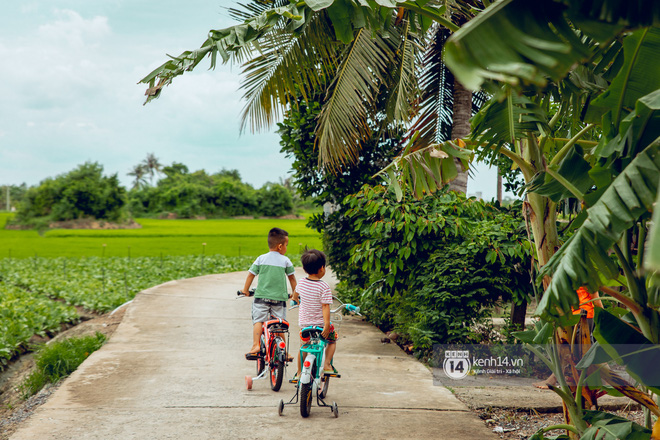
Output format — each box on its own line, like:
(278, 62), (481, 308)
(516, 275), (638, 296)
(323, 373), (341, 378)
(245, 353), (261, 361)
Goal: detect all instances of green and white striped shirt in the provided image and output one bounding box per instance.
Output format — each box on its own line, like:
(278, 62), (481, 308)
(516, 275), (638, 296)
(249, 251), (295, 301)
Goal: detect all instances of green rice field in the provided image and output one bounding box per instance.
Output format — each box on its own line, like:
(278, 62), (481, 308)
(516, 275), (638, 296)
(0, 213), (322, 258)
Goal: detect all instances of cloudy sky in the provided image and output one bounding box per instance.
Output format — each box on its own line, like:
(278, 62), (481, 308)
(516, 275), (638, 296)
(0, 0), (507, 199)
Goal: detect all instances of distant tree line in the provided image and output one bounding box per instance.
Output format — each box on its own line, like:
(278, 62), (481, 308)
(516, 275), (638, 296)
(0, 184), (27, 211)
(128, 161), (294, 218)
(7, 157), (295, 228)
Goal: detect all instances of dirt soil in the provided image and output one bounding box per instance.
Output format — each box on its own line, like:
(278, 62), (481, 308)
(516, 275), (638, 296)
(461, 400), (645, 439)
(0, 307), (126, 440)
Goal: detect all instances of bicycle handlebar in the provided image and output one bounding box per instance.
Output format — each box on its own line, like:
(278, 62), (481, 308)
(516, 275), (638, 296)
(236, 289), (256, 298)
(289, 296), (361, 316)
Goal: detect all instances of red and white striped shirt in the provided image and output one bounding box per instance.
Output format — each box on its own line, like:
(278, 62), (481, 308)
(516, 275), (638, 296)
(296, 277), (332, 327)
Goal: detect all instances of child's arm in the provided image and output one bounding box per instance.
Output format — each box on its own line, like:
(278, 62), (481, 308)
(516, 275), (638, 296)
(321, 303), (331, 338)
(242, 273), (255, 296)
(287, 274), (297, 299)
(292, 287), (299, 304)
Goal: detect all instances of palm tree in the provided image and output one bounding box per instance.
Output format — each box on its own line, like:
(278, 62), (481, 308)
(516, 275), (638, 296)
(127, 164), (148, 190)
(142, 153), (162, 186)
(140, 1), (482, 191)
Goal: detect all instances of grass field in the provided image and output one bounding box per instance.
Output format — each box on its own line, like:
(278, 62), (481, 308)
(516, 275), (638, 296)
(0, 213), (322, 258)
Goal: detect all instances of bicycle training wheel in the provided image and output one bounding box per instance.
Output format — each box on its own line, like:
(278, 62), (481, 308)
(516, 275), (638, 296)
(270, 337), (285, 391)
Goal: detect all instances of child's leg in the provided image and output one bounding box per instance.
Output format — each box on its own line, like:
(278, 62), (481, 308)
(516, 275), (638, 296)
(249, 322), (263, 353)
(323, 341), (336, 371)
(249, 301), (268, 354)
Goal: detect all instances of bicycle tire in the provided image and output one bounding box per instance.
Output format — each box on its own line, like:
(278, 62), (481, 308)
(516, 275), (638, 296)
(270, 338), (285, 391)
(300, 381), (313, 418)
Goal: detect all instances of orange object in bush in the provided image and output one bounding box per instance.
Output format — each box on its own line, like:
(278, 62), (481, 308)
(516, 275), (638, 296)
(572, 286), (595, 318)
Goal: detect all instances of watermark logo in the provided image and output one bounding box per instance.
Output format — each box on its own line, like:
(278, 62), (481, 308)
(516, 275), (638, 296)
(443, 350), (471, 379)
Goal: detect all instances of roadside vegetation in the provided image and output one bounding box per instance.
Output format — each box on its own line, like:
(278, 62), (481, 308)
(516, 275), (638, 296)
(18, 333), (107, 399)
(0, 253), (306, 369)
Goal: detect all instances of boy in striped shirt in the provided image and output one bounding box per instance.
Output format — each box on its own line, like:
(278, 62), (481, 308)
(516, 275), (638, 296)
(291, 249), (338, 378)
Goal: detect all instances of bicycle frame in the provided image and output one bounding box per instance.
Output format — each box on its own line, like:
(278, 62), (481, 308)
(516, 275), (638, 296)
(238, 290), (291, 391)
(278, 296), (361, 418)
(299, 326), (327, 387)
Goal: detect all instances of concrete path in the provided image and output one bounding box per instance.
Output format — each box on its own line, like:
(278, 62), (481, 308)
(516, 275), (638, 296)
(9, 269), (497, 440)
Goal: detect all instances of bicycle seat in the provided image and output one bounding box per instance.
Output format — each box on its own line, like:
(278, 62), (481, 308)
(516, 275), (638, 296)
(265, 318), (289, 332)
(300, 326), (324, 340)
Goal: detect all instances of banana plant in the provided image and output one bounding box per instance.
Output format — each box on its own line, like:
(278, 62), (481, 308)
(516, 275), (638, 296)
(381, 1), (660, 438)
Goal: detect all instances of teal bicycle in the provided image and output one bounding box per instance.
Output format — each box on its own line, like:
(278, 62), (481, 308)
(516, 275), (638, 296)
(278, 297), (360, 418)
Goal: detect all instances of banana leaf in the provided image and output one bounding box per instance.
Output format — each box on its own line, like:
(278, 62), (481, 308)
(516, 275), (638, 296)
(444, 0), (592, 91)
(537, 140), (660, 324)
(470, 90), (549, 151)
(581, 410), (652, 440)
(563, 0), (660, 42)
(644, 180), (660, 277)
(585, 27), (660, 125)
(576, 308), (660, 393)
(528, 144), (595, 202)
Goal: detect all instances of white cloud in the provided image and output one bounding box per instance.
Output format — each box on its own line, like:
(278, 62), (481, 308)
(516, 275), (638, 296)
(37, 10), (110, 47)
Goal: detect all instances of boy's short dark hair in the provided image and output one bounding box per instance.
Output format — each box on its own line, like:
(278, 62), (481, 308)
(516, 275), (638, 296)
(268, 227), (289, 249)
(301, 249), (326, 275)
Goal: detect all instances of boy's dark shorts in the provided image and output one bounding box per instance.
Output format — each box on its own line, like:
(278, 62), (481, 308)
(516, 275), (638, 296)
(252, 298), (286, 324)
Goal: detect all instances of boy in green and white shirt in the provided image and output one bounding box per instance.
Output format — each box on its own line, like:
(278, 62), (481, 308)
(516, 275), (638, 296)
(242, 227), (297, 356)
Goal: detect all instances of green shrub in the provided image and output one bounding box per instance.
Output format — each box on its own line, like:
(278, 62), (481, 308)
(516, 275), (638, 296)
(20, 332), (107, 398)
(256, 184), (294, 217)
(14, 162), (127, 225)
(339, 184), (533, 352)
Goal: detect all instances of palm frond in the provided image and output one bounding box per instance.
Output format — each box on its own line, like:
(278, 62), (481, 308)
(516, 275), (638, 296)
(384, 13), (422, 125)
(227, 1), (290, 21)
(408, 25), (453, 146)
(238, 12), (339, 133)
(316, 28), (393, 168)
(139, 3), (305, 103)
(378, 135), (473, 201)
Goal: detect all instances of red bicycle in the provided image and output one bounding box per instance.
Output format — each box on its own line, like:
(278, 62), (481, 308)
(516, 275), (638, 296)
(239, 290), (290, 391)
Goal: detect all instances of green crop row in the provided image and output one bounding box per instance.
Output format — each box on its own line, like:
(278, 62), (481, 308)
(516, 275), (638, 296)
(0, 283), (79, 368)
(0, 254), (301, 369)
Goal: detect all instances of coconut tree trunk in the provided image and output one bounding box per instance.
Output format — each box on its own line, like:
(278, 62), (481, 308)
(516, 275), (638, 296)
(448, 80), (472, 194)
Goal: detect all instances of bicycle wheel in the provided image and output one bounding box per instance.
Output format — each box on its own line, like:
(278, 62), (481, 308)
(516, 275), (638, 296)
(256, 335), (266, 375)
(270, 338), (285, 391)
(319, 375), (330, 399)
(300, 381), (313, 418)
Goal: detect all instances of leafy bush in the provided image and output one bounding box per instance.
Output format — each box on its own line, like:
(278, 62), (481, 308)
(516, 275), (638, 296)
(13, 162), (127, 225)
(20, 332), (107, 398)
(126, 165), (293, 218)
(339, 185), (532, 351)
(256, 183), (294, 217)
